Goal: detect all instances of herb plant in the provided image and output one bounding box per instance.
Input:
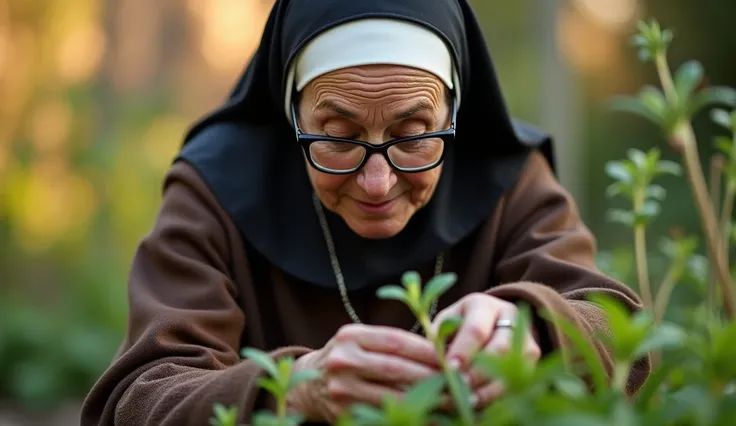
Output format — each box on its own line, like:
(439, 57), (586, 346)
(211, 18), (736, 425)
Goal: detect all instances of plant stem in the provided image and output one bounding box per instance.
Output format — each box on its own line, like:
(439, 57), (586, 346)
(654, 53), (736, 319)
(721, 180), (735, 264)
(421, 316), (474, 426)
(654, 262), (684, 323)
(709, 156), (723, 313)
(277, 397), (287, 425)
(633, 187), (653, 312)
(679, 125), (735, 318)
(634, 226), (653, 309)
(612, 361), (631, 394)
(655, 55), (677, 105)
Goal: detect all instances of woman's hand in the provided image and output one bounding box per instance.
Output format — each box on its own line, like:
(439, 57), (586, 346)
(430, 293), (542, 409)
(287, 323), (441, 422)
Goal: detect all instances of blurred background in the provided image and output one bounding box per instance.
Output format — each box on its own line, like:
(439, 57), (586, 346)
(1, 0), (735, 424)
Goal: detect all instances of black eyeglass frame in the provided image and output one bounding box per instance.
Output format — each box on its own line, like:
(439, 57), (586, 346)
(290, 97), (457, 175)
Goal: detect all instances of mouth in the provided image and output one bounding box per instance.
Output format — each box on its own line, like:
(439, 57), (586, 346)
(353, 197), (399, 215)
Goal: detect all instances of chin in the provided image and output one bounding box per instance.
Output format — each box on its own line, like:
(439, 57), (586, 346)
(344, 218), (407, 239)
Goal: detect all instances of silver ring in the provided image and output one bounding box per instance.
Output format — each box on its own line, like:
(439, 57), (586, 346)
(495, 318), (515, 329)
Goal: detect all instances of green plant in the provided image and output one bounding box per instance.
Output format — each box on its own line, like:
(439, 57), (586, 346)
(611, 19), (736, 319)
(605, 147), (682, 313)
(211, 18), (736, 425)
(209, 349), (321, 426)
(375, 272), (474, 426)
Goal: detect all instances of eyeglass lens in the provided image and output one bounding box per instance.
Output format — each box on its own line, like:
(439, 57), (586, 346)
(308, 137), (444, 172)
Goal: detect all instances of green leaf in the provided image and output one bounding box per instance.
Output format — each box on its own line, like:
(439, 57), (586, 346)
(552, 375), (588, 400)
(605, 182), (623, 198)
(635, 356), (686, 410)
(658, 237), (678, 258)
(512, 304), (532, 355)
(711, 321), (736, 378)
(403, 374), (446, 414)
(674, 60), (704, 101)
(605, 161), (634, 184)
(634, 322), (688, 359)
(638, 200), (661, 220)
(656, 160), (682, 176)
(605, 181), (635, 199)
(420, 272), (457, 313)
(402, 271), (422, 304)
(445, 369), (475, 425)
(715, 136), (733, 155)
(213, 403), (230, 420)
(637, 86), (669, 122)
(611, 399), (639, 426)
(349, 404), (386, 425)
(635, 20), (651, 36)
(288, 368), (321, 389)
(539, 309), (608, 394)
(631, 34), (648, 48)
(376, 285), (408, 304)
(210, 403), (238, 426)
(637, 48), (653, 62)
(401, 271), (421, 288)
(668, 385), (717, 425)
(241, 348), (279, 379)
(610, 96), (663, 125)
(589, 294), (652, 362)
(252, 411), (282, 426)
(472, 352), (505, 380)
(711, 108), (734, 130)
(661, 29), (674, 45)
(689, 86), (736, 116)
(210, 404), (238, 426)
(437, 316), (463, 343)
(627, 148), (649, 170)
(645, 147), (662, 170)
(536, 413), (610, 426)
(256, 377), (283, 398)
(284, 414), (305, 426)
(277, 356), (294, 384)
(647, 185), (666, 200)
(607, 209), (635, 227)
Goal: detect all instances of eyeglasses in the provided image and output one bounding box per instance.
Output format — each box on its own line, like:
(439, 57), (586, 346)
(291, 98), (457, 175)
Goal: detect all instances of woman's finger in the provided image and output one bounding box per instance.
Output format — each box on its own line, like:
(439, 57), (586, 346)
(445, 298), (497, 368)
(325, 373), (405, 407)
(354, 348), (439, 383)
(473, 381), (505, 409)
(335, 324), (439, 367)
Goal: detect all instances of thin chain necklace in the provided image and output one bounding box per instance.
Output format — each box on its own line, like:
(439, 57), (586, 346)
(312, 193), (443, 334)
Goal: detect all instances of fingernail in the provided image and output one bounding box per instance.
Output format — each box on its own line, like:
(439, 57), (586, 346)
(449, 358), (461, 370)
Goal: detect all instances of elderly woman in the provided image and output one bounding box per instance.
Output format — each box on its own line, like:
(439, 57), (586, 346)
(81, 0), (650, 424)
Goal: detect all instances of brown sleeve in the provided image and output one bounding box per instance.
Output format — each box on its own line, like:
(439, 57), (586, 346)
(486, 150), (651, 395)
(80, 162), (311, 426)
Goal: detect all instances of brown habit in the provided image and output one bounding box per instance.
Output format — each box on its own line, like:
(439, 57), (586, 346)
(80, 150), (650, 425)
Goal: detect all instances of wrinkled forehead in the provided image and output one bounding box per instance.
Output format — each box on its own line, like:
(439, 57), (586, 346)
(283, 18), (461, 121)
(302, 64), (450, 108)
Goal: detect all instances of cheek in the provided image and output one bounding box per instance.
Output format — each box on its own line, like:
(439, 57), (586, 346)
(307, 167), (350, 198)
(404, 167), (442, 201)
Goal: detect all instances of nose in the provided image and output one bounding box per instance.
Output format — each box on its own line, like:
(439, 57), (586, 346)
(356, 154), (396, 199)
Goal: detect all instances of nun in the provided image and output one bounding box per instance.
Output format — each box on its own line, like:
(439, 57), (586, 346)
(81, 0), (651, 424)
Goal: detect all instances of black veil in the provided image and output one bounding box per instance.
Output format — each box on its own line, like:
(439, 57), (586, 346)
(177, 0), (555, 290)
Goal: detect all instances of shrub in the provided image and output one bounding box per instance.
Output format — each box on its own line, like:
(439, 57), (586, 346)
(211, 19), (736, 426)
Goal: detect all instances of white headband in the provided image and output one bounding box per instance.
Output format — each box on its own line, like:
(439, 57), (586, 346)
(283, 18), (461, 121)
